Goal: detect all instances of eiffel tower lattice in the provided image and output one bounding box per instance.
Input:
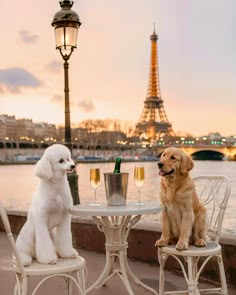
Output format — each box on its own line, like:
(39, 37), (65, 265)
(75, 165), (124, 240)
(135, 27), (175, 140)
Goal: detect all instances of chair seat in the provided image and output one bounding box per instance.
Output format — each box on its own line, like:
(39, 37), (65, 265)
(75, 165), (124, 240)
(14, 256), (86, 276)
(160, 241), (221, 257)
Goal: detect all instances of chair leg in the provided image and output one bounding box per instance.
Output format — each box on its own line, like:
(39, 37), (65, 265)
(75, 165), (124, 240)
(66, 271), (85, 295)
(158, 250), (168, 295)
(217, 253), (228, 295)
(22, 277), (28, 295)
(77, 268), (86, 295)
(14, 273), (28, 295)
(14, 284), (19, 295)
(67, 272), (73, 295)
(187, 257), (200, 295)
(14, 273), (20, 295)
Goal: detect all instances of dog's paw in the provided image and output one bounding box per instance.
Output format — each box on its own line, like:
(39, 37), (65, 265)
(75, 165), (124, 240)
(155, 239), (168, 247)
(37, 254), (58, 265)
(194, 239), (206, 247)
(20, 254), (33, 266)
(71, 248), (79, 258)
(68, 248), (79, 258)
(176, 240), (188, 251)
(58, 248), (79, 259)
(48, 259), (57, 265)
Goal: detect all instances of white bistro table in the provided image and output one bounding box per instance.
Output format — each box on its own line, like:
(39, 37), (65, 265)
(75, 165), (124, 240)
(70, 201), (161, 295)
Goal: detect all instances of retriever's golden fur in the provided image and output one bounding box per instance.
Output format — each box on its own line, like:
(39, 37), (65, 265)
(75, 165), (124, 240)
(155, 147), (207, 251)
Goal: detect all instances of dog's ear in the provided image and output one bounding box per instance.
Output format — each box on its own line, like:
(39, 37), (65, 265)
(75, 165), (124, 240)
(35, 156), (53, 180)
(180, 152), (194, 175)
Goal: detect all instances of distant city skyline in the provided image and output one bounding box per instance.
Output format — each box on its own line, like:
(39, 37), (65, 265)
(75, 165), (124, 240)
(0, 0), (235, 136)
(0, 112), (234, 139)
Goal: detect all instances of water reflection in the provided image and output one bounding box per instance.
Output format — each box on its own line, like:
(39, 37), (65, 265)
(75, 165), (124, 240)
(0, 160), (235, 234)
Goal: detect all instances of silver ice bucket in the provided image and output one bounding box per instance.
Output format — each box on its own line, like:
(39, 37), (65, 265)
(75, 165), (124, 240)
(104, 172), (129, 206)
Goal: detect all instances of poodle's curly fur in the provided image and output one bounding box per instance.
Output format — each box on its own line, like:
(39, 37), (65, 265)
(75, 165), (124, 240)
(16, 144), (78, 266)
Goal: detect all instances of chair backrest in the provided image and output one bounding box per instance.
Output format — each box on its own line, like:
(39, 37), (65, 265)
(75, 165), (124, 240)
(193, 176), (231, 243)
(0, 201), (26, 274)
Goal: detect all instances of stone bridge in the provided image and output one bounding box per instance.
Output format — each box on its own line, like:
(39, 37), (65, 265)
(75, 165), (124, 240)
(154, 145), (236, 160)
(1, 140), (236, 161)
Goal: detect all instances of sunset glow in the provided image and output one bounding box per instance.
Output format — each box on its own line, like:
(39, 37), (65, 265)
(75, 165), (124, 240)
(0, 0), (235, 136)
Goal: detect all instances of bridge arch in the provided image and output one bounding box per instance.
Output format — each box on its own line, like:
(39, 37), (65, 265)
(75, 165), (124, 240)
(190, 150), (225, 160)
(154, 146), (234, 160)
(181, 146), (232, 160)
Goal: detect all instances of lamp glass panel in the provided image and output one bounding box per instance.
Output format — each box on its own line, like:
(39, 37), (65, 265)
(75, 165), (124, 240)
(54, 26), (78, 50)
(54, 27), (64, 48)
(65, 27), (78, 47)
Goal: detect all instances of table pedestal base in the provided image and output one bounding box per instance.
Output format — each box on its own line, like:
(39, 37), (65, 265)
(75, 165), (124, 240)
(87, 215), (158, 295)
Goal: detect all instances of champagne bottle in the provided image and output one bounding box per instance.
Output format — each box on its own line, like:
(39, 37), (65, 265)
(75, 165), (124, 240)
(113, 157), (121, 173)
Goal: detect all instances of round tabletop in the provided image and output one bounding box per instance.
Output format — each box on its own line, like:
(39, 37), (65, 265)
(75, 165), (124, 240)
(70, 201), (161, 217)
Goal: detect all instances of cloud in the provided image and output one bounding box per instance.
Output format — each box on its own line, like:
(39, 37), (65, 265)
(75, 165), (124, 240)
(45, 60), (61, 73)
(19, 30), (39, 44)
(0, 67), (42, 94)
(51, 94), (77, 109)
(51, 94), (63, 104)
(78, 99), (95, 112)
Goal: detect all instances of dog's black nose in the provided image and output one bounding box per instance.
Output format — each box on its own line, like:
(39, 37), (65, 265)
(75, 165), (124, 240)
(158, 162), (163, 168)
(71, 165), (75, 169)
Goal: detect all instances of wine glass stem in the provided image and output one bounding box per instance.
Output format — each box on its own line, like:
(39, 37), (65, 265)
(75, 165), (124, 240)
(138, 186), (141, 204)
(94, 188), (97, 204)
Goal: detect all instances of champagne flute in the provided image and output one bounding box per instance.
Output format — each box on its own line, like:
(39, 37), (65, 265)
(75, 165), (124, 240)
(90, 168), (101, 206)
(134, 166), (145, 205)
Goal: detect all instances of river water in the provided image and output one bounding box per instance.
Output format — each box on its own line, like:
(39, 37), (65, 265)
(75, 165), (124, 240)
(0, 161), (235, 234)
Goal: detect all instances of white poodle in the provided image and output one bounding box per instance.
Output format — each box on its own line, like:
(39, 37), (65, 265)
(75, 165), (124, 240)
(16, 144), (78, 266)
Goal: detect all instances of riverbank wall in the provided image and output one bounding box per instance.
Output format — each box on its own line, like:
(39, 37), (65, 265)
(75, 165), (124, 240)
(1, 209), (236, 288)
(0, 146), (149, 162)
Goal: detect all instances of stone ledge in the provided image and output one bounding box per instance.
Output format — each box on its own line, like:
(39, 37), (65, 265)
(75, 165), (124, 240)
(1, 210), (236, 287)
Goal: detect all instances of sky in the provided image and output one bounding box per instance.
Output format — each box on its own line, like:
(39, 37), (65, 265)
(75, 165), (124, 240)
(0, 0), (236, 137)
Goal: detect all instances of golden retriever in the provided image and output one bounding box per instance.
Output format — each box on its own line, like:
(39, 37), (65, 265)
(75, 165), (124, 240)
(155, 147), (207, 251)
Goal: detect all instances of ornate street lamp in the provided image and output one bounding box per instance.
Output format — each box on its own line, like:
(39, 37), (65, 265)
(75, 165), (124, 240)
(52, 0), (81, 204)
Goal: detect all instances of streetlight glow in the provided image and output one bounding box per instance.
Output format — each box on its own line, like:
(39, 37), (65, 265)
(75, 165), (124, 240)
(52, 0), (81, 58)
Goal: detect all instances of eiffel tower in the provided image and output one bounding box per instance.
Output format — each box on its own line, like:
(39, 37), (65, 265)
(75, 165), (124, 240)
(135, 27), (175, 140)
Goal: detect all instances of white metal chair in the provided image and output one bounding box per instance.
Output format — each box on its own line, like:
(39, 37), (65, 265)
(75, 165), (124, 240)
(157, 175), (231, 295)
(0, 201), (87, 295)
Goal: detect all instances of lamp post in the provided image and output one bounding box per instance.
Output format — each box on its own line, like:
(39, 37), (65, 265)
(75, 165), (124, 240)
(52, 0), (81, 204)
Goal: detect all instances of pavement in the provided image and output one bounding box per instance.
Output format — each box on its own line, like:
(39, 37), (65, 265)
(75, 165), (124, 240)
(1, 232), (236, 295)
